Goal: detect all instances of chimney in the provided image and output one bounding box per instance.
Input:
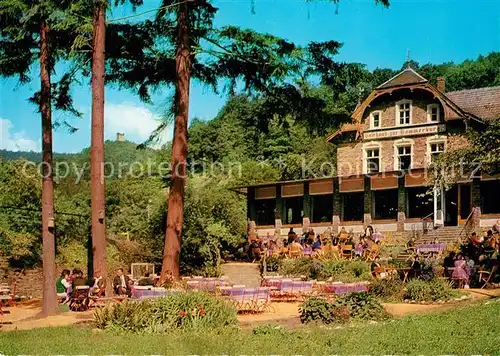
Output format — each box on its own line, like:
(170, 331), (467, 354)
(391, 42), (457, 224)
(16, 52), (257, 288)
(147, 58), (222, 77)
(437, 77), (445, 93)
(116, 132), (125, 142)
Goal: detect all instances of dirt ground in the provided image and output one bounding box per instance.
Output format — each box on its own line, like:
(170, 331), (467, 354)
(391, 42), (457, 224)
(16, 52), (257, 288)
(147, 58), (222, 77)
(2, 289), (499, 331)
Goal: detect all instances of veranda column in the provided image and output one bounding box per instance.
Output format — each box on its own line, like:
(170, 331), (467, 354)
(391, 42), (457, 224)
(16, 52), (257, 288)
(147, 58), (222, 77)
(471, 177), (482, 228)
(302, 182), (311, 230)
(332, 177), (341, 233)
(363, 176), (372, 227)
(397, 175), (407, 232)
(275, 184), (283, 227)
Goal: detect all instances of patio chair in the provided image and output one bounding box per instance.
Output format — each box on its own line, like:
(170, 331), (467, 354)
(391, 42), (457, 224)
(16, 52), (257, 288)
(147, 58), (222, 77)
(0, 281), (16, 308)
(478, 265), (498, 289)
(69, 286), (90, 312)
(340, 244), (353, 259)
(365, 245), (380, 261)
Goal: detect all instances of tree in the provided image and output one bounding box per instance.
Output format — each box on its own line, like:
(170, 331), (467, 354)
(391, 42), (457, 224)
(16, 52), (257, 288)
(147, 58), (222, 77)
(0, 0), (85, 316)
(90, 0), (108, 295)
(89, 0), (143, 294)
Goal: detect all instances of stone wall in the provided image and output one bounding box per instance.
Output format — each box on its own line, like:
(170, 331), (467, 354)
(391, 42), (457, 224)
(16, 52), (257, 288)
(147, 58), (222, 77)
(0, 268), (43, 299)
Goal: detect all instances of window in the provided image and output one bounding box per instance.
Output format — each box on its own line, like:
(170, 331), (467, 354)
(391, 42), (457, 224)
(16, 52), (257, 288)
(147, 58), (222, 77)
(373, 189), (398, 220)
(283, 196), (303, 224)
(429, 142), (445, 162)
(366, 148), (380, 173)
(481, 180), (500, 214)
(311, 194), (333, 223)
(341, 192), (364, 221)
(255, 199), (276, 226)
(370, 111), (381, 129)
(397, 145), (412, 170)
(396, 100), (411, 125)
(427, 104), (440, 122)
(407, 187), (433, 218)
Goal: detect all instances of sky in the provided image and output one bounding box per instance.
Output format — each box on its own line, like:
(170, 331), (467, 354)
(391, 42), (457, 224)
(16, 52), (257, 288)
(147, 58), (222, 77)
(1, 0), (499, 153)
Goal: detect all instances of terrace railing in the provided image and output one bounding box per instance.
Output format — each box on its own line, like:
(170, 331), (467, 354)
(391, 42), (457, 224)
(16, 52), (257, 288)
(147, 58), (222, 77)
(421, 212), (434, 235)
(458, 208), (477, 243)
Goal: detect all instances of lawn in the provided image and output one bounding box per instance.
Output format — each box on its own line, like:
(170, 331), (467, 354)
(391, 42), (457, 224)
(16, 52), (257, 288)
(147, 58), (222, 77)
(1, 300), (500, 355)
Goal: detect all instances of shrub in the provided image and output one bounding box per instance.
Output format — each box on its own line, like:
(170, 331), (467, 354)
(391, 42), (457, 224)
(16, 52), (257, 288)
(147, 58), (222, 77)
(299, 297), (335, 324)
(260, 256), (281, 273)
(336, 292), (389, 321)
(94, 291), (238, 332)
(278, 257), (313, 277)
(94, 300), (153, 332)
(299, 292), (389, 325)
(275, 258), (372, 282)
(404, 278), (458, 302)
(369, 277), (404, 301)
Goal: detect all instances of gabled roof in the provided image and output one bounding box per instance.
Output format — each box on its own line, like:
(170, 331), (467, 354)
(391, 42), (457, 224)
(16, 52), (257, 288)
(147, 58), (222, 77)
(376, 67), (428, 89)
(446, 86), (500, 120)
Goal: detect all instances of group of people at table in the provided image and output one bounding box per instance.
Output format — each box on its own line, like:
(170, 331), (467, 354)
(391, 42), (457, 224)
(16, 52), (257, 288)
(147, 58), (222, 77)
(249, 226), (384, 261)
(55, 267), (157, 303)
(403, 222), (500, 287)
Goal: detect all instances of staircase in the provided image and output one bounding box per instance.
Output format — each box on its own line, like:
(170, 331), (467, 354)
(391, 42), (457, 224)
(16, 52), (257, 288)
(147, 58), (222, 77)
(220, 262), (261, 287)
(393, 225), (464, 262)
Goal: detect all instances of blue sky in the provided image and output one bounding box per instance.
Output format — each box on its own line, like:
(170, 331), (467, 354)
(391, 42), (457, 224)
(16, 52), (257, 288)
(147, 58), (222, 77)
(1, 0), (499, 153)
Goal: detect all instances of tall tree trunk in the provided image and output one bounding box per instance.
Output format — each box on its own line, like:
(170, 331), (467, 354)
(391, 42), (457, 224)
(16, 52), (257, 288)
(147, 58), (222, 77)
(39, 21), (57, 317)
(90, 2), (110, 294)
(160, 1), (191, 282)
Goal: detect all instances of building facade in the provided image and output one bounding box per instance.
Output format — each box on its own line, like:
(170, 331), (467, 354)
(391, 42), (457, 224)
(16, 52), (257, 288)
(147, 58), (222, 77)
(240, 68), (500, 237)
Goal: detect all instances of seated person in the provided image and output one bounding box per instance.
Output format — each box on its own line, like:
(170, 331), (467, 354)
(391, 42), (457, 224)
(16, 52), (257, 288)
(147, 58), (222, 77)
(71, 269), (87, 289)
(249, 239), (262, 261)
(370, 256), (382, 277)
(56, 269), (71, 303)
(138, 272), (155, 286)
(372, 229), (384, 243)
(91, 274), (106, 296)
(331, 235), (340, 246)
(409, 256), (421, 279)
(113, 268), (131, 296)
(312, 235), (322, 250)
(492, 220), (500, 235)
(287, 228), (297, 245)
(289, 238), (303, 255)
(354, 238), (364, 257)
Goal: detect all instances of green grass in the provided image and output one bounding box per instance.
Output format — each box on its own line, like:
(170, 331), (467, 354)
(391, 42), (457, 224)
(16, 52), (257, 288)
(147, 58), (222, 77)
(1, 300), (500, 355)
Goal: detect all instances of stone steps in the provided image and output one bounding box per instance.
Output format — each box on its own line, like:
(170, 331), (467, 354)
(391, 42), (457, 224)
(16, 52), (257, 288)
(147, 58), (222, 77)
(220, 262), (261, 288)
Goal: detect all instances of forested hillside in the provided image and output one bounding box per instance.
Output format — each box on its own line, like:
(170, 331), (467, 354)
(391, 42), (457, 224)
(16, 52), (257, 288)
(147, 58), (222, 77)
(1, 53), (499, 274)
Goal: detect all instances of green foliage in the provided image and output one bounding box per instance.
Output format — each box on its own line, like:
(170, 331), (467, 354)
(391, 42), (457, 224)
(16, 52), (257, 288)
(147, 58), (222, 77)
(94, 291), (237, 333)
(275, 257), (372, 282)
(404, 278), (458, 302)
(369, 277), (404, 301)
(432, 121), (500, 187)
(252, 324), (286, 336)
(4, 301), (500, 354)
(299, 292), (389, 324)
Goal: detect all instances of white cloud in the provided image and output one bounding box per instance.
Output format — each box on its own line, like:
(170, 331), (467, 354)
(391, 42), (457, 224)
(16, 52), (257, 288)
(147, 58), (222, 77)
(104, 102), (172, 145)
(0, 118), (40, 152)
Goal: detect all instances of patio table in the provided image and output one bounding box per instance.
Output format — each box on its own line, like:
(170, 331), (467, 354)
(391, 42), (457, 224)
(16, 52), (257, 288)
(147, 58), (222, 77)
(416, 243), (447, 254)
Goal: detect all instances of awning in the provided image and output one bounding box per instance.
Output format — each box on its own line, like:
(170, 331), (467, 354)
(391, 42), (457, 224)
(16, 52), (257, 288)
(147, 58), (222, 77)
(309, 180), (334, 195)
(405, 170), (427, 187)
(255, 186), (276, 200)
(339, 176), (364, 192)
(281, 183), (304, 197)
(371, 173), (399, 190)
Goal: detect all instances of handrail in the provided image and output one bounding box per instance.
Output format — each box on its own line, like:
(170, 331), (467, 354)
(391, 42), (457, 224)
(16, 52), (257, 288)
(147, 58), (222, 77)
(421, 212), (434, 235)
(458, 208), (476, 243)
